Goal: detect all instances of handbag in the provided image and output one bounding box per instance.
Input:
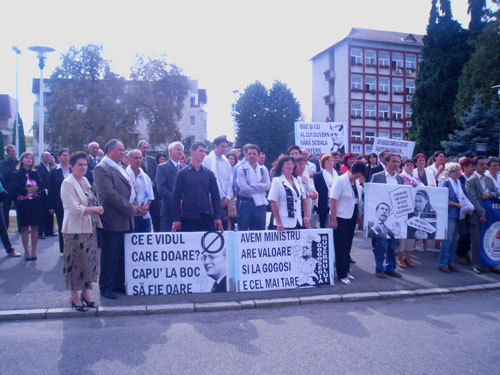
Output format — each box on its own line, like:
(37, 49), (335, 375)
(228, 200), (237, 219)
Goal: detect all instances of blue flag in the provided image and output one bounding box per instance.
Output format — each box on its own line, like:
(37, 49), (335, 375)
(480, 198), (500, 267)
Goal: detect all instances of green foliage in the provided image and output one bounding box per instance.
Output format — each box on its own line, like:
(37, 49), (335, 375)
(407, 0), (472, 156)
(442, 94), (499, 156)
(18, 115), (26, 154)
(0, 132), (4, 161)
(128, 54), (189, 149)
(181, 135), (195, 152)
(468, 0), (487, 34)
(454, 1), (500, 121)
(236, 81), (301, 165)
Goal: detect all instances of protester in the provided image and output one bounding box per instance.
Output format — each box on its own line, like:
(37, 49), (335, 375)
(330, 161), (365, 284)
(61, 151), (104, 312)
(0, 178), (20, 257)
(236, 144), (270, 230)
(456, 157), (475, 265)
(485, 156), (500, 192)
(314, 154), (338, 228)
(269, 156), (310, 231)
(413, 153), (436, 187)
(331, 152), (342, 174)
(365, 152), (378, 181)
(48, 149), (71, 254)
(203, 136), (233, 230)
(126, 150), (154, 233)
(438, 162), (465, 273)
(301, 149), (316, 177)
(288, 145), (301, 160)
(138, 140), (160, 232)
(156, 153), (167, 165)
(226, 153), (237, 168)
(366, 150), (389, 182)
(1, 145), (19, 229)
(85, 142), (101, 185)
(427, 151), (446, 184)
(258, 152), (266, 166)
(295, 157), (318, 223)
(35, 151), (55, 239)
(370, 153), (404, 278)
(14, 152), (43, 261)
(340, 152), (356, 174)
(466, 156), (500, 274)
(156, 141), (186, 231)
(171, 142), (223, 232)
(94, 139), (142, 299)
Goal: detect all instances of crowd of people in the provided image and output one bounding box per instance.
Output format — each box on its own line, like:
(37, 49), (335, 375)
(1, 138), (500, 310)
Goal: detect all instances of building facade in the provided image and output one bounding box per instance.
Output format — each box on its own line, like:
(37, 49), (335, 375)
(312, 28), (423, 154)
(0, 94), (17, 146)
(32, 77), (207, 155)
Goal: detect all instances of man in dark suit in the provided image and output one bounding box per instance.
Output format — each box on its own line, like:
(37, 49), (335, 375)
(367, 202), (395, 239)
(35, 152), (55, 238)
(156, 141), (186, 232)
(367, 149), (389, 182)
(138, 140), (160, 232)
(0, 145), (19, 229)
(85, 142), (101, 185)
(370, 153), (404, 279)
(201, 248), (227, 293)
(48, 149), (71, 253)
(94, 139), (145, 299)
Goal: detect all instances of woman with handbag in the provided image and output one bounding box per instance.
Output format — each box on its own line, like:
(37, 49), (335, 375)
(14, 152), (43, 260)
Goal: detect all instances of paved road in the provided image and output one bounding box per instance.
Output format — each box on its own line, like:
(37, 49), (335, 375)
(1, 290), (499, 375)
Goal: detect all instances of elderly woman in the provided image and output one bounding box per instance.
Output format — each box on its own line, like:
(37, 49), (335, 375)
(314, 154), (339, 228)
(295, 157), (318, 223)
(14, 152), (43, 261)
(61, 151), (104, 312)
(438, 162), (465, 273)
(269, 156), (311, 231)
(413, 153), (436, 187)
(330, 161), (365, 284)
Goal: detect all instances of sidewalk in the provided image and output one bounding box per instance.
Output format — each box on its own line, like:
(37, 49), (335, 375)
(1, 230), (499, 320)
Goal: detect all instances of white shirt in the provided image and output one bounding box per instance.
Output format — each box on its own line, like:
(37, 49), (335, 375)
(126, 166), (155, 219)
(474, 171), (488, 191)
(384, 170), (399, 185)
(202, 151), (233, 200)
(485, 170), (500, 192)
(237, 163), (270, 206)
(268, 175), (306, 228)
(58, 165), (71, 178)
(329, 173), (362, 219)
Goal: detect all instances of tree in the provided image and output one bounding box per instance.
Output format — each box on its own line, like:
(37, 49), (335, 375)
(235, 81), (301, 165)
(128, 55), (189, 150)
(454, 0), (500, 121)
(468, 0), (487, 35)
(407, 0), (472, 155)
(181, 135), (195, 153)
(441, 94), (499, 156)
(46, 44), (137, 151)
(18, 115), (26, 154)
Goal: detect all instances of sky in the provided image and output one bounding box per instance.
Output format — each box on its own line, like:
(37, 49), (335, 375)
(0, 0), (488, 143)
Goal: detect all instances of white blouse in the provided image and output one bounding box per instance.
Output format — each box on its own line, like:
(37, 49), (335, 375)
(268, 175), (306, 228)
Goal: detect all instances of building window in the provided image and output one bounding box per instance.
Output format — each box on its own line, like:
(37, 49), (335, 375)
(351, 144), (362, 153)
(365, 76), (376, 93)
(378, 78), (389, 94)
(406, 54), (417, 70)
(392, 79), (404, 95)
(365, 50), (376, 66)
(379, 129), (390, 138)
(351, 75), (362, 91)
(392, 52), (403, 69)
(405, 79), (415, 95)
(379, 104), (389, 120)
(351, 128), (362, 142)
(351, 102), (362, 118)
(351, 49), (362, 65)
(190, 97), (196, 107)
(379, 52), (389, 67)
(190, 115), (195, 125)
(392, 105), (403, 121)
(392, 130), (403, 140)
(405, 105), (412, 118)
(365, 103), (376, 119)
(365, 129), (376, 142)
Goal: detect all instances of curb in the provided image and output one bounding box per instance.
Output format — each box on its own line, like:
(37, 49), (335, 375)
(2, 282), (500, 322)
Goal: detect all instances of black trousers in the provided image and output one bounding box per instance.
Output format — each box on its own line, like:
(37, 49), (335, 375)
(0, 207), (13, 253)
(149, 198), (161, 232)
(319, 212), (329, 228)
(99, 231), (126, 293)
(39, 195), (54, 236)
(2, 194), (18, 230)
(333, 211), (357, 280)
(180, 214), (215, 232)
(55, 210), (64, 253)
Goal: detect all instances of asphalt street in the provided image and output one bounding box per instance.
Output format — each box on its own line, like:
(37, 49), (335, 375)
(1, 290), (499, 375)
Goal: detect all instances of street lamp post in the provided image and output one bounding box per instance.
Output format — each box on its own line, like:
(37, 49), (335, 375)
(11, 46), (21, 153)
(28, 45), (55, 161)
(232, 90), (239, 144)
(492, 84), (500, 157)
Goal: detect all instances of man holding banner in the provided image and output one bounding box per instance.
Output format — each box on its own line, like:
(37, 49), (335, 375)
(370, 153), (404, 278)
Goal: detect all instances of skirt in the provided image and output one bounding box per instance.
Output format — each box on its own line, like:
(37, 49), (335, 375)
(16, 197), (42, 227)
(63, 231), (99, 290)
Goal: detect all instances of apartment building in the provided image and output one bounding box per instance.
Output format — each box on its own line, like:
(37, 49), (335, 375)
(311, 28), (423, 154)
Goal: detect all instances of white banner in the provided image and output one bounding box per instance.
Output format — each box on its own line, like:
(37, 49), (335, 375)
(372, 137), (415, 159)
(125, 232), (229, 295)
(236, 229), (334, 292)
(363, 183), (449, 240)
(294, 122), (348, 155)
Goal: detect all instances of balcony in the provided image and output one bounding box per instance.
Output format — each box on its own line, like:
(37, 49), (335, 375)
(323, 94), (334, 105)
(323, 69), (335, 81)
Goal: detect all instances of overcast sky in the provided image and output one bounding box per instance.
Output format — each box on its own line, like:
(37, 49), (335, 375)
(0, 0), (489, 144)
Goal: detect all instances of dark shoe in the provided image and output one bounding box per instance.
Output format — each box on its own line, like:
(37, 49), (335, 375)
(100, 291), (117, 300)
(439, 266), (450, 272)
(25, 257), (31, 261)
(449, 266), (459, 272)
(375, 271), (386, 278)
(7, 250), (21, 257)
(472, 267), (483, 274)
(491, 269), (500, 275)
(70, 299), (88, 312)
(81, 296), (98, 308)
(113, 286), (126, 294)
(385, 270), (402, 278)
(31, 256), (37, 261)
(456, 256), (470, 265)
(349, 257), (356, 264)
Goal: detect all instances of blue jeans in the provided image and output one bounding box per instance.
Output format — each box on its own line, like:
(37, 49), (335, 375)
(237, 198), (266, 231)
(439, 218), (459, 268)
(133, 217), (152, 233)
(373, 238), (398, 272)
